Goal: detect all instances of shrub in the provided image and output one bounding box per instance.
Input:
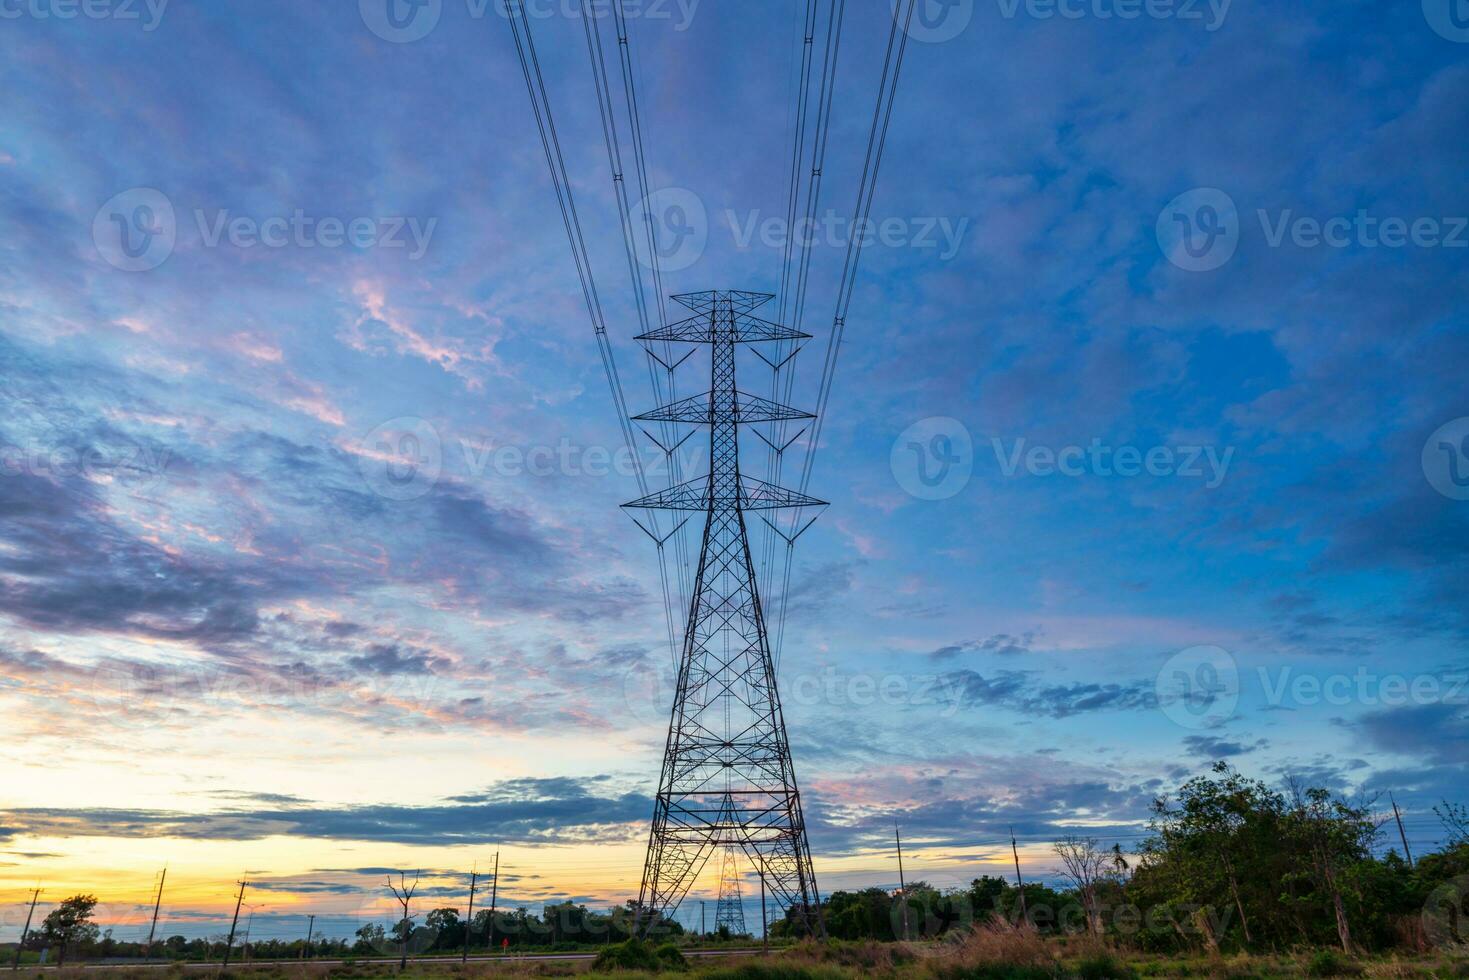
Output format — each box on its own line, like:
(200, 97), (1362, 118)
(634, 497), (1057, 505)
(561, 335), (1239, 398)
(1075, 952), (1136, 979)
(1305, 949), (1362, 977)
(591, 938), (664, 972)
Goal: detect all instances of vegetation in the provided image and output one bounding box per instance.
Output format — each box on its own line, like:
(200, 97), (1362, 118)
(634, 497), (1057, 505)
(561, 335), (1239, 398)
(6, 765), (1467, 976)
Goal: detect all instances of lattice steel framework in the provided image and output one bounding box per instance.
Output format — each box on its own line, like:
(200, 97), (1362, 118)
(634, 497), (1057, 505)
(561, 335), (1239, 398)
(626, 290), (825, 937)
(713, 846), (748, 936)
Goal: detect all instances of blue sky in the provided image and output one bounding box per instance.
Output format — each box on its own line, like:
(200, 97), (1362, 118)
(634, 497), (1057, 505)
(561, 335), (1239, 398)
(1, 0), (1467, 938)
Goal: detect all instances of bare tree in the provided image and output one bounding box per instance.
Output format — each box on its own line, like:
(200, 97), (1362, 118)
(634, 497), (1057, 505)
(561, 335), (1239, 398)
(1053, 836), (1110, 935)
(386, 871), (421, 972)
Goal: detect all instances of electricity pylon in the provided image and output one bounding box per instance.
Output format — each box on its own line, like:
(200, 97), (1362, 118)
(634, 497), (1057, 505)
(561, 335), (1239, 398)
(627, 290), (826, 937)
(714, 846), (749, 936)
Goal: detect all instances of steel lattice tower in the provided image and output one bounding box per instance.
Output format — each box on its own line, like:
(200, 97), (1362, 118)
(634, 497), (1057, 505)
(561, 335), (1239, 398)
(626, 290), (826, 937)
(714, 846), (748, 935)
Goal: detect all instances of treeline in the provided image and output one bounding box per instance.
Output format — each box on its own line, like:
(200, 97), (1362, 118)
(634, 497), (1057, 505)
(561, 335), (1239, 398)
(775, 763), (1469, 955)
(7, 899), (685, 964)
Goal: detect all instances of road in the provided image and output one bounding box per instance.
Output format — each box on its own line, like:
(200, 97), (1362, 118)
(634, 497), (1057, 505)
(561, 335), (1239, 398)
(21, 947), (773, 971)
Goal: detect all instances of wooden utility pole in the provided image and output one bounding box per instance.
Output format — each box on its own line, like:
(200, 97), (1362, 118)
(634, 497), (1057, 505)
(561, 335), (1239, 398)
(301, 914), (315, 960)
(11, 888), (40, 971)
(220, 879), (247, 972)
(144, 868), (167, 962)
(1391, 792), (1415, 867)
(487, 852), (499, 951)
(895, 825), (910, 941)
(1010, 826), (1029, 921)
(461, 867), (478, 964)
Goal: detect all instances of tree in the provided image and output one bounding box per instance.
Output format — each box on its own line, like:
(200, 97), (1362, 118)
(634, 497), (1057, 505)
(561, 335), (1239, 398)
(1053, 836), (1111, 935)
(39, 895), (99, 967)
(1284, 782), (1376, 954)
(386, 871), (421, 970)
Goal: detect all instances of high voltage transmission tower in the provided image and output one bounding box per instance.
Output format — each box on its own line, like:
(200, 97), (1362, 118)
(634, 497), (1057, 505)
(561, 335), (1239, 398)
(627, 290), (826, 937)
(714, 846), (748, 936)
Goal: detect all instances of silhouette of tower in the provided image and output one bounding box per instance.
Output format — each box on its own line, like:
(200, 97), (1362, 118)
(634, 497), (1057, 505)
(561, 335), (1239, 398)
(627, 290), (825, 936)
(714, 846), (749, 935)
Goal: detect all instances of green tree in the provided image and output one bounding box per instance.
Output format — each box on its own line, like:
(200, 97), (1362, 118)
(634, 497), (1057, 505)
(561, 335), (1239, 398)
(39, 894), (99, 967)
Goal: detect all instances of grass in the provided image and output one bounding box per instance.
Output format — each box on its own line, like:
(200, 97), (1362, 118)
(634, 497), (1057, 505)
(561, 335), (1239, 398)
(10, 937), (1467, 980)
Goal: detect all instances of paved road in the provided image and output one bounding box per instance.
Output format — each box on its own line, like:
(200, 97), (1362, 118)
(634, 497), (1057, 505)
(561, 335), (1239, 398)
(22, 947), (773, 971)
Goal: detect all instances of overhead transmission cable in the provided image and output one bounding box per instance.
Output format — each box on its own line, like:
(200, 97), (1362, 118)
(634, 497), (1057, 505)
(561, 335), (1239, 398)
(580, 0), (686, 669)
(504, 0), (685, 664)
(773, 0), (919, 660)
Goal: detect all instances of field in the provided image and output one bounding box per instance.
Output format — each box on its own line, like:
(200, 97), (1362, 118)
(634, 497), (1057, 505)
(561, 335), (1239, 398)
(12, 930), (1469, 980)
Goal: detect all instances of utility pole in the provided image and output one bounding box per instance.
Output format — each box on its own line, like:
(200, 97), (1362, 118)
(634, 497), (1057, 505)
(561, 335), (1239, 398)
(700, 901), (705, 937)
(895, 825), (910, 942)
(220, 879), (247, 972)
(301, 914), (315, 960)
(759, 871), (768, 954)
(1390, 793), (1415, 867)
(242, 906), (258, 963)
(461, 867), (478, 964)
(11, 887), (40, 971)
(144, 868), (167, 962)
(1010, 826), (1029, 921)
(487, 852), (499, 952)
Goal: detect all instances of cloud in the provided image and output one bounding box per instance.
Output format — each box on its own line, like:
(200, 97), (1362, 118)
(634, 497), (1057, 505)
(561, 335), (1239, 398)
(1181, 735), (1268, 760)
(928, 631), (1039, 660)
(0, 777), (648, 847)
(938, 668), (1157, 718)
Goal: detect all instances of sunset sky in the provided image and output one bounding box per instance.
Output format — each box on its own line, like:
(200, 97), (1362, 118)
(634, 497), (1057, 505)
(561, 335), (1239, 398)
(2, 0), (1467, 943)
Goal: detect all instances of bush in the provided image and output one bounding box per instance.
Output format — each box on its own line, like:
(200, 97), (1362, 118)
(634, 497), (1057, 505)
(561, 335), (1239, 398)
(1075, 953), (1136, 979)
(1305, 949), (1362, 977)
(591, 938), (665, 972)
(654, 943), (686, 969)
